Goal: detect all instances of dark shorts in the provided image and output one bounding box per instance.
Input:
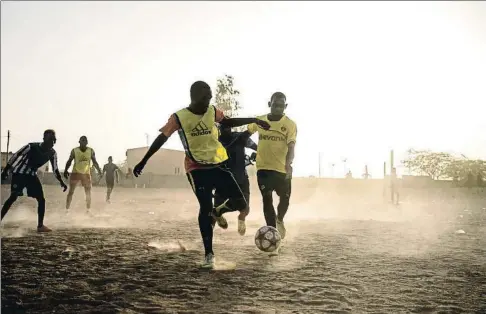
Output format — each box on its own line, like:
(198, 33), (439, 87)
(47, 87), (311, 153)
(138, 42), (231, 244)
(187, 166), (248, 211)
(214, 174), (250, 208)
(11, 174), (44, 199)
(106, 177), (115, 188)
(70, 173), (92, 188)
(257, 170), (291, 198)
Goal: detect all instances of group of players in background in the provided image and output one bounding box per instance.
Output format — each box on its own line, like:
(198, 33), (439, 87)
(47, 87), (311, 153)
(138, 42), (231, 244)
(1, 81), (297, 268)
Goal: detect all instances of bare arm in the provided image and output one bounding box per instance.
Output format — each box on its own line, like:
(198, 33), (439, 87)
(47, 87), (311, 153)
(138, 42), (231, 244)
(49, 151), (64, 184)
(286, 142), (295, 168)
(64, 150), (75, 173)
(219, 117), (260, 128)
(91, 150), (102, 174)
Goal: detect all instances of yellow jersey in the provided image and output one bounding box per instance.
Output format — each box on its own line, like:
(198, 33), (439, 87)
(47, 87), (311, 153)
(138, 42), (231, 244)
(72, 147), (93, 175)
(247, 114), (297, 174)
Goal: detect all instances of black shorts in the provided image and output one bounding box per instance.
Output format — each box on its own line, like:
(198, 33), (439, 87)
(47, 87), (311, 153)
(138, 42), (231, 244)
(10, 174), (44, 199)
(214, 174), (250, 208)
(106, 177), (115, 188)
(187, 166), (247, 211)
(257, 170), (291, 198)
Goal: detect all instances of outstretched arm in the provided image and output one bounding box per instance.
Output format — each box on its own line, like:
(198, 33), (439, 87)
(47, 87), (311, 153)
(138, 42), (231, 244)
(139, 133), (169, 165)
(219, 117), (260, 128)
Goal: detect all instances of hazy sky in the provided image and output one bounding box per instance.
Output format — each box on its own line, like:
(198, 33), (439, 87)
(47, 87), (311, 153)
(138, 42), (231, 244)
(2, 1), (485, 177)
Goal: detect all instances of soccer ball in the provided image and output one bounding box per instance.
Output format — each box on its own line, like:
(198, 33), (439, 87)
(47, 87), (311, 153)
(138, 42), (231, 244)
(254, 226), (281, 252)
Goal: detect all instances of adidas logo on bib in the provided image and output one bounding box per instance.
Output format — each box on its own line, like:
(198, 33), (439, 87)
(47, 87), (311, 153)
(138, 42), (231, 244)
(191, 121), (211, 136)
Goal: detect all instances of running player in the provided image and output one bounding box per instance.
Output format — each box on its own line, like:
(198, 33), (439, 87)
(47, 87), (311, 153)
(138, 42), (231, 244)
(247, 92), (297, 240)
(215, 124), (258, 236)
(64, 136), (102, 212)
(1, 129), (67, 232)
(133, 81), (270, 269)
(99, 156), (119, 203)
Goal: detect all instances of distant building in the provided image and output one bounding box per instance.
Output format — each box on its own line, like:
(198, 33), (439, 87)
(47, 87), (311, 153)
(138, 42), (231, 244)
(1, 152), (13, 170)
(126, 147), (186, 176)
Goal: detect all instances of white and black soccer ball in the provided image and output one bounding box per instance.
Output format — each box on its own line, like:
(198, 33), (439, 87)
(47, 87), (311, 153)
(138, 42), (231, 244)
(254, 226), (281, 252)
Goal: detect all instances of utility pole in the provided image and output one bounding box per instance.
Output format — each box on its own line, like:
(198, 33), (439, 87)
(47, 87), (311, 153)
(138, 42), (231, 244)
(6, 130), (11, 159)
(145, 133), (149, 147)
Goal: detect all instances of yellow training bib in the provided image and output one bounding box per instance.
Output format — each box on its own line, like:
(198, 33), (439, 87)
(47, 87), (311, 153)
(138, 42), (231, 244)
(73, 147), (93, 174)
(175, 105), (228, 165)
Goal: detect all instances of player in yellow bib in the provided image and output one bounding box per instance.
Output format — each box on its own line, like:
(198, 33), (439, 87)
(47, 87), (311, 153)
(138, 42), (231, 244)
(132, 81), (270, 269)
(247, 92), (297, 241)
(64, 136), (102, 212)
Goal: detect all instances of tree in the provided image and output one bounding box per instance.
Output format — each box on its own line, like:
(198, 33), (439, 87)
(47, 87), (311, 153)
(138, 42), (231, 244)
(213, 74), (242, 118)
(402, 149), (486, 181)
(402, 149), (455, 180)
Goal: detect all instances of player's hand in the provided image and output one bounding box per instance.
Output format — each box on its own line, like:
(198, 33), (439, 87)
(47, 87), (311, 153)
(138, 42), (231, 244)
(1, 170), (9, 181)
(133, 161), (146, 177)
(63, 170), (70, 179)
(255, 119), (271, 130)
(285, 164), (293, 180)
(60, 181), (68, 192)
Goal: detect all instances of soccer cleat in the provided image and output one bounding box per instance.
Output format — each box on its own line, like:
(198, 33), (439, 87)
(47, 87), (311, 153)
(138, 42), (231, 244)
(237, 219), (246, 236)
(276, 219), (286, 239)
(200, 253), (215, 269)
(212, 204), (228, 230)
(37, 225), (52, 233)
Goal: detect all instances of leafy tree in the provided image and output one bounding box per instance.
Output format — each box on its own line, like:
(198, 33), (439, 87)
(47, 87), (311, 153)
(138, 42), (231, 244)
(402, 149), (455, 180)
(213, 74), (242, 118)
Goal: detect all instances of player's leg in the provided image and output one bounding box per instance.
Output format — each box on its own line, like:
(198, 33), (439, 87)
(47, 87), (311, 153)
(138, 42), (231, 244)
(66, 174), (79, 210)
(106, 178), (114, 203)
(237, 176), (251, 236)
(213, 166), (247, 230)
(82, 175), (92, 210)
(1, 175), (24, 220)
(187, 169), (216, 268)
(26, 175), (51, 232)
(257, 170), (277, 228)
(213, 192), (226, 229)
(275, 173), (291, 239)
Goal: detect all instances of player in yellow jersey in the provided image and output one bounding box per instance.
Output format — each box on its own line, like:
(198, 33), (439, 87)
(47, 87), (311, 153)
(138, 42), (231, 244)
(132, 81), (270, 269)
(247, 92), (297, 241)
(64, 136), (102, 212)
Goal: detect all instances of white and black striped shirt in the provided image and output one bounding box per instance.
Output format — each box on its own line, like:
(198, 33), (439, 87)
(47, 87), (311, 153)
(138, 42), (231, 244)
(7, 143), (59, 176)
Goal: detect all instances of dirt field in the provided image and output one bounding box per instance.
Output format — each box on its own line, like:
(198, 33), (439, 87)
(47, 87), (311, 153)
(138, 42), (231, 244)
(1, 184), (486, 314)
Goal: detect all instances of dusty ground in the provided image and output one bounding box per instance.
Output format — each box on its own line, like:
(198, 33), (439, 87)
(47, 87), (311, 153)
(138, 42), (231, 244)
(1, 184), (486, 314)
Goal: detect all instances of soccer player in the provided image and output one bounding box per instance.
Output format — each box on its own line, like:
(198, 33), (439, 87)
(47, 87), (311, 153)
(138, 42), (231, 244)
(99, 156), (119, 203)
(247, 92), (297, 240)
(64, 136), (102, 212)
(215, 124), (258, 236)
(1, 129), (67, 232)
(133, 81), (270, 269)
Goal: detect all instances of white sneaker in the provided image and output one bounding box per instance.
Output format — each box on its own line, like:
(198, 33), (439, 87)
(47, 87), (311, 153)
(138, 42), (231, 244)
(276, 219), (286, 239)
(200, 253), (215, 269)
(237, 219), (246, 236)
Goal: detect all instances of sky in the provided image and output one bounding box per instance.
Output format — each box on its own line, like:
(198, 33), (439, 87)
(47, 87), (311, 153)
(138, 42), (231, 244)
(1, 1), (485, 178)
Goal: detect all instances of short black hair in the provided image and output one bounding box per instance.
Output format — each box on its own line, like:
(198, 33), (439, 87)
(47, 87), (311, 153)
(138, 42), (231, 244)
(80, 135), (87, 141)
(271, 92), (286, 101)
(190, 81), (211, 99)
(44, 129), (55, 137)
(108, 156), (113, 159)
